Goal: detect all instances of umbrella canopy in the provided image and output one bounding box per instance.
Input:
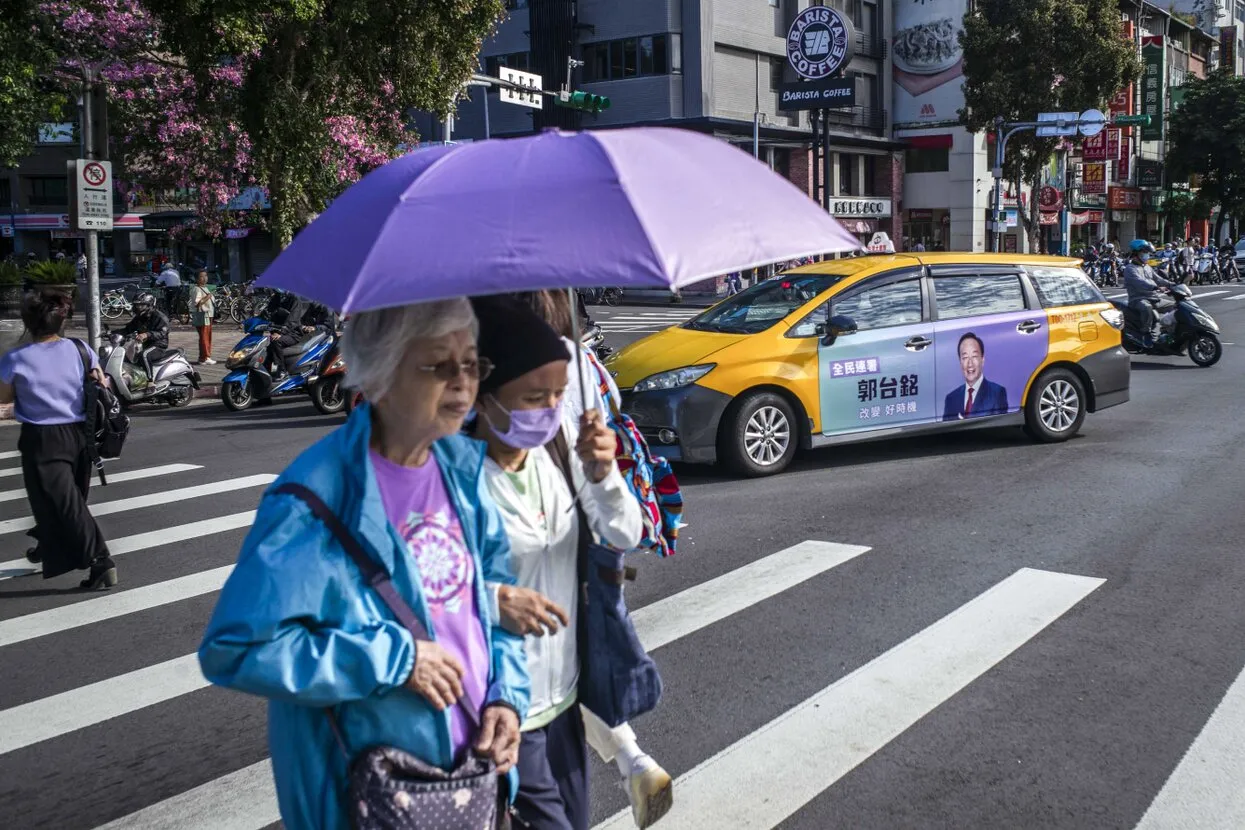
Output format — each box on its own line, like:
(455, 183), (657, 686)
(259, 127), (862, 312)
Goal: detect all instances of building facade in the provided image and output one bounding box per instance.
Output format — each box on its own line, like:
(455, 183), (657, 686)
(440, 0), (904, 249)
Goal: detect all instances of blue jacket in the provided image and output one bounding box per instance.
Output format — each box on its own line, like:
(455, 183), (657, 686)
(198, 405), (530, 830)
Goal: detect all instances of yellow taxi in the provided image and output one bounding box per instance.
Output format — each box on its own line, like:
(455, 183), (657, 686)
(607, 253), (1130, 476)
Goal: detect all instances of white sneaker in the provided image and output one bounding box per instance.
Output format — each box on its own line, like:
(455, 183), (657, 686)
(626, 759), (673, 828)
(202, 358), (217, 365)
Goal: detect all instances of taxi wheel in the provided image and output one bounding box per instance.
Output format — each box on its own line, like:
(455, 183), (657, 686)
(722, 392), (797, 476)
(1024, 369), (1086, 443)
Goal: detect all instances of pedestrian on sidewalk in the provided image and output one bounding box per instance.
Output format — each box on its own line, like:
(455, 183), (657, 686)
(0, 290), (116, 589)
(199, 297), (528, 830)
(191, 270), (216, 365)
(470, 296), (644, 830)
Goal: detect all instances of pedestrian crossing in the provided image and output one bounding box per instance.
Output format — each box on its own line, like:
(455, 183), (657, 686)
(0, 451), (1242, 829)
(1104, 287), (1245, 303)
(597, 309), (701, 334)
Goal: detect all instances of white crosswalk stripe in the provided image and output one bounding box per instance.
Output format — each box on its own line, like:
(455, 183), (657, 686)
(0, 449), (1238, 830)
(0, 463), (201, 504)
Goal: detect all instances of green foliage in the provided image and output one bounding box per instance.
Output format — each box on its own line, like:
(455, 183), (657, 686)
(0, 260), (24, 286)
(0, 1), (67, 167)
(24, 259), (78, 284)
(960, 0), (1140, 241)
(1165, 72), (1245, 232)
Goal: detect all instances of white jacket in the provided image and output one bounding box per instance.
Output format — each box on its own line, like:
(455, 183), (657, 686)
(483, 415), (642, 724)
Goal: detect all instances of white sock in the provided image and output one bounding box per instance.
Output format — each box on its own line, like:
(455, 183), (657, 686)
(614, 740), (652, 776)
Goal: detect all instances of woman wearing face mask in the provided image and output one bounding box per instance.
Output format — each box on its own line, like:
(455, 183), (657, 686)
(470, 296), (643, 830)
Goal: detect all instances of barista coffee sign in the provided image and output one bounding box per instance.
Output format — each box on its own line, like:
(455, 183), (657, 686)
(787, 6), (855, 80)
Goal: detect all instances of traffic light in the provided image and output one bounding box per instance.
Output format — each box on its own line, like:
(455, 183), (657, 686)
(555, 90), (611, 114)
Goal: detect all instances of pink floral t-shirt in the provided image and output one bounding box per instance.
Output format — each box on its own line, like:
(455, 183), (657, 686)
(370, 450), (490, 758)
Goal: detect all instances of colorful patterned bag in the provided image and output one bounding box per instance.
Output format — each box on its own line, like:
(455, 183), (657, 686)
(585, 352), (683, 557)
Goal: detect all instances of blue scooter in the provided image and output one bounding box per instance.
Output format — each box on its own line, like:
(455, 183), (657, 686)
(221, 317), (336, 411)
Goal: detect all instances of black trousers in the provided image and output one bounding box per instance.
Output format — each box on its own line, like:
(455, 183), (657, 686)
(19, 423), (112, 579)
(266, 332), (300, 373)
(513, 705), (590, 830)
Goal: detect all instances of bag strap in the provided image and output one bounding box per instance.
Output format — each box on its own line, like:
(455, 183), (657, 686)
(544, 433), (629, 587)
(271, 482), (483, 743)
(71, 339), (108, 487)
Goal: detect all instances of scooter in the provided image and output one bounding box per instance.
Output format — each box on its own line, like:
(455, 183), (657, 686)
(1219, 250), (1241, 282)
(98, 329), (201, 407)
(1111, 284), (1223, 367)
(1191, 251), (1221, 285)
(308, 339), (347, 415)
(220, 317), (336, 411)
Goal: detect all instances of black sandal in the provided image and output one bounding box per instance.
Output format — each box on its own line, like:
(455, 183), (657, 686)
(24, 547), (40, 564)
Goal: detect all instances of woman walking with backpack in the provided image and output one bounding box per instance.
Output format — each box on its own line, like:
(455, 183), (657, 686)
(0, 291), (116, 589)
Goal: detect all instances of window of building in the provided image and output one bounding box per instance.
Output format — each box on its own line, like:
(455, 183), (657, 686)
(839, 153), (856, 196)
(863, 155), (877, 193)
(770, 57), (784, 90)
(484, 52), (531, 77)
(905, 147), (950, 173)
(582, 35), (679, 82)
(0, 178), (11, 207)
(505, 0), (528, 9)
(24, 176), (68, 207)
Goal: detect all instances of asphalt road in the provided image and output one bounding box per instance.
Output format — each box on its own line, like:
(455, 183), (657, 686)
(1, 289), (1244, 829)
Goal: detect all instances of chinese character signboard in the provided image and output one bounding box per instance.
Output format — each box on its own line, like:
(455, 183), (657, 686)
(1082, 132), (1108, 161)
(1141, 36), (1165, 141)
(1116, 136), (1130, 182)
(68, 159), (113, 231)
(1106, 128), (1121, 160)
(1108, 186), (1142, 211)
(1108, 86), (1133, 119)
(1083, 163), (1107, 194)
(1137, 159), (1163, 189)
(1222, 26), (1237, 75)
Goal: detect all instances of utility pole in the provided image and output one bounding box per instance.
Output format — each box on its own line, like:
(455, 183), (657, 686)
(753, 53), (761, 160)
(80, 68), (103, 351)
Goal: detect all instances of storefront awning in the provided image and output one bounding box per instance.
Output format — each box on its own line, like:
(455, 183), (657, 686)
(9, 213), (146, 231)
(839, 219), (878, 235)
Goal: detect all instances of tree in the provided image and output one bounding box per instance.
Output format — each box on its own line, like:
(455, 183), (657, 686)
(0, 1), (67, 167)
(1165, 71), (1245, 242)
(38, 0), (504, 247)
(960, 0), (1140, 250)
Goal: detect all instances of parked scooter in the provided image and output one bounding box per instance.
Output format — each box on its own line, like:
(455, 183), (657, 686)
(220, 317), (336, 411)
(1110, 284), (1223, 367)
(99, 328), (201, 407)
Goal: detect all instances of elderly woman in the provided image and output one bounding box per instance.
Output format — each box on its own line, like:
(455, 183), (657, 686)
(199, 298), (529, 830)
(469, 297), (643, 830)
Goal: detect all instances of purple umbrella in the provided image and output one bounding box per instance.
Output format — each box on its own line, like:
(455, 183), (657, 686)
(258, 127), (861, 312)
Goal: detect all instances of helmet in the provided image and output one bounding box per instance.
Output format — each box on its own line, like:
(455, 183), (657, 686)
(1105, 243), (1115, 251)
(133, 292), (155, 312)
(1129, 239), (1156, 255)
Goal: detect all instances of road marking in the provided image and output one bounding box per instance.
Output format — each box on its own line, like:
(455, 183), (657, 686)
(1225, 294), (1245, 300)
(0, 463), (201, 504)
(632, 540), (870, 651)
(0, 511), (256, 581)
(1134, 663), (1245, 829)
(593, 567), (1105, 830)
(88, 541), (872, 828)
(1194, 290), (1229, 299)
(0, 466), (23, 479)
(0, 653), (206, 756)
(0, 565), (236, 646)
(0, 474), (275, 536)
(0, 451), (18, 461)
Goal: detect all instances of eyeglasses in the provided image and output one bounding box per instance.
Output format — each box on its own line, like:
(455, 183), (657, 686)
(416, 357), (493, 382)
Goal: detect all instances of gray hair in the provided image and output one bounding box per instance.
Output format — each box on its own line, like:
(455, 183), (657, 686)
(340, 297), (477, 401)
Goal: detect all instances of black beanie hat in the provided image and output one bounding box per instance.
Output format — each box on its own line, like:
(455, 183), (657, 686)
(472, 295), (570, 393)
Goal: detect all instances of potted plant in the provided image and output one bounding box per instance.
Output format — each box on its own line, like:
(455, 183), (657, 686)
(0, 260), (22, 318)
(24, 258), (79, 302)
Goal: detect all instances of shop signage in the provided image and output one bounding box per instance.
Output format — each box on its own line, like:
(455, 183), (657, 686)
(830, 198), (891, 218)
(1108, 87), (1132, 119)
(778, 78), (856, 110)
(1070, 210), (1105, 226)
(1222, 26), (1237, 75)
(1082, 163), (1107, 194)
(1106, 128), (1121, 160)
(1141, 36), (1165, 141)
(1, 226), (13, 238)
(51, 230), (86, 239)
(1138, 159), (1163, 188)
(908, 209), (934, 221)
(1082, 132), (1108, 161)
(1116, 137), (1130, 181)
(1038, 186), (1063, 211)
(69, 158), (114, 231)
(1108, 186), (1142, 210)
(1039, 212), (1059, 226)
(225, 227), (253, 239)
(786, 5), (855, 80)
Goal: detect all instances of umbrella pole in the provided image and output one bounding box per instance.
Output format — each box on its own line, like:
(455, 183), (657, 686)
(567, 287), (590, 416)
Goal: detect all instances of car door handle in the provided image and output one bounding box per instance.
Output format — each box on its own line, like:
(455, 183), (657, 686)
(904, 336), (933, 351)
(1017, 320), (1042, 334)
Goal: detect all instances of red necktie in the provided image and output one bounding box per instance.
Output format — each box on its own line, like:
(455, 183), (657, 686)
(964, 387), (975, 416)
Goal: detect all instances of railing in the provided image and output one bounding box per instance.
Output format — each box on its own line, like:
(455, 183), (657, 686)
(854, 33), (887, 60)
(823, 106), (886, 132)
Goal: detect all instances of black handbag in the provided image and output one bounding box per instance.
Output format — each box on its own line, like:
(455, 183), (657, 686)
(273, 482), (510, 830)
(546, 435), (663, 728)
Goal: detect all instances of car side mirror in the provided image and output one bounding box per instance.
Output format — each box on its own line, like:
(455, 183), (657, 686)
(820, 314), (858, 346)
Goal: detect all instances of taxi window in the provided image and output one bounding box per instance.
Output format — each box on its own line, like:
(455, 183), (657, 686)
(683, 274), (844, 335)
(830, 279), (923, 331)
(1024, 266), (1105, 308)
(932, 273), (1026, 320)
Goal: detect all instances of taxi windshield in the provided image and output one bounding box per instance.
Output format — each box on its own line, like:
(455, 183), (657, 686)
(683, 274), (846, 334)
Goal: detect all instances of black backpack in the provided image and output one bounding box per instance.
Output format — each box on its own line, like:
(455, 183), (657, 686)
(72, 339), (130, 484)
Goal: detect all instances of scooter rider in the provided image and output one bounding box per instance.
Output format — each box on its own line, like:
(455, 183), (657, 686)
(121, 292), (172, 381)
(265, 297), (334, 380)
(1124, 239), (1176, 348)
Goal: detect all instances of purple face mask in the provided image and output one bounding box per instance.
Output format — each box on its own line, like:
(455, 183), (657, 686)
(486, 396), (563, 450)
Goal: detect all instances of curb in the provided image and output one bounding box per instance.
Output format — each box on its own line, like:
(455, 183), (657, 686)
(195, 384), (222, 399)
